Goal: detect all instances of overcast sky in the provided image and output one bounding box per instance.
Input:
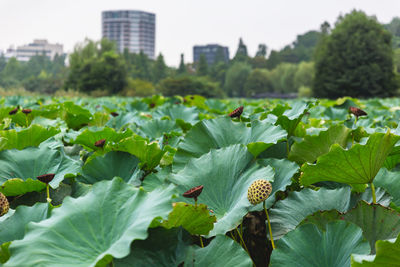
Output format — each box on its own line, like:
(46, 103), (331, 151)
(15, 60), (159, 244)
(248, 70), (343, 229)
(0, 0), (399, 66)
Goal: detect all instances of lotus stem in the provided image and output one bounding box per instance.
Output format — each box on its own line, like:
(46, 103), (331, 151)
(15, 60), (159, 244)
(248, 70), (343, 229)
(230, 231), (237, 242)
(236, 228), (251, 257)
(371, 183), (376, 204)
(263, 201), (275, 250)
(46, 184), (51, 204)
(286, 140), (290, 155)
(199, 235), (204, 248)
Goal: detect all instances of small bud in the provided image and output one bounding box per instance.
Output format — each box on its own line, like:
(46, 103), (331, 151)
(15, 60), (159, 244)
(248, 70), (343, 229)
(37, 173), (55, 184)
(22, 109), (32, 114)
(229, 106), (244, 118)
(94, 139), (106, 148)
(110, 112), (119, 117)
(247, 180), (272, 205)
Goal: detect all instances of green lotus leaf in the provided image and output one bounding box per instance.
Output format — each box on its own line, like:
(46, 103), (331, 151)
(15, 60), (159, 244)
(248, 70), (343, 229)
(62, 101), (93, 130)
(0, 146), (81, 196)
(77, 151), (141, 185)
(0, 124), (60, 151)
(345, 201), (400, 254)
(105, 111), (143, 130)
(184, 235), (253, 267)
(169, 144), (274, 237)
(153, 105), (199, 125)
(374, 168), (400, 205)
(159, 202), (216, 235)
(269, 187), (352, 239)
(72, 127), (133, 151)
(256, 158), (299, 208)
(289, 124), (351, 164)
(4, 178), (175, 267)
(0, 242), (10, 264)
(138, 119), (181, 139)
(352, 233), (400, 266)
(301, 131), (400, 186)
(173, 117), (287, 171)
(89, 112), (110, 127)
(0, 203), (51, 244)
(113, 137), (165, 170)
(115, 227), (192, 267)
(270, 221), (370, 267)
(273, 101), (313, 137)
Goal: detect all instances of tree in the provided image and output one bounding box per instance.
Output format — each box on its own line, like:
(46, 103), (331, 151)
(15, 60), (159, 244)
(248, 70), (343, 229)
(64, 39), (127, 94)
(313, 10), (396, 98)
(135, 51), (152, 81)
(268, 63), (298, 93)
(158, 76), (224, 97)
(153, 53), (167, 83)
(233, 38), (248, 62)
(294, 62), (314, 90)
(177, 54), (186, 75)
(244, 69), (272, 97)
(197, 54), (208, 76)
(255, 44), (268, 57)
(224, 62), (252, 97)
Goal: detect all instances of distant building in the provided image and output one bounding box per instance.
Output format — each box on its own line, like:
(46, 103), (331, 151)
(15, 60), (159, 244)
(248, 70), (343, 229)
(102, 10), (156, 59)
(193, 44), (229, 65)
(5, 39), (63, 62)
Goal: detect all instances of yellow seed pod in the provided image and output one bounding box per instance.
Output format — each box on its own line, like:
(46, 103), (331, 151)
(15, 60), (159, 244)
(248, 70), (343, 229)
(247, 179), (272, 205)
(0, 192), (9, 216)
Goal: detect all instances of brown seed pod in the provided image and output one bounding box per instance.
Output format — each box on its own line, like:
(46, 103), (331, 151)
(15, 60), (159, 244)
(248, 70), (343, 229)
(110, 112), (119, 117)
(94, 139), (106, 148)
(183, 185), (204, 201)
(37, 173), (55, 184)
(8, 107), (18, 115)
(247, 180), (272, 205)
(0, 193), (9, 217)
(349, 107), (367, 118)
(22, 108), (32, 114)
(229, 106), (244, 118)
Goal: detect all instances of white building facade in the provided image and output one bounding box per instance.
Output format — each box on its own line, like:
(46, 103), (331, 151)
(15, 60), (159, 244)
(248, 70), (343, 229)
(102, 10), (156, 59)
(5, 39), (63, 61)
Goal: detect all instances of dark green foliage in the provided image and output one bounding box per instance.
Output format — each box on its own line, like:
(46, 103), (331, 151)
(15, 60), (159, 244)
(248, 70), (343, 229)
(313, 10), (397, 98)
(233, 38), (248, 62)
(158, 76), (224, 97)
(266, 31), (322, 69)
(244, 69), (272, 97)
(152, 53), (167, 83)
(64, 39), (127, 94)
(197, 54), (208, 76)
(177, 54), (186, 75)
(224, 62), (252, 97)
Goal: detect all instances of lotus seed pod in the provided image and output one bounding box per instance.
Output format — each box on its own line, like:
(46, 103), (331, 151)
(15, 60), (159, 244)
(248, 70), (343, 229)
(229, 106), (244, 118)
(0, 192), (9, 216)
(349, 106), (367, 118)
(94, 139), (106, 148)
(37, 173), (55, 184)
(247, 179), (272, 205)
(183, 185), (204, 200)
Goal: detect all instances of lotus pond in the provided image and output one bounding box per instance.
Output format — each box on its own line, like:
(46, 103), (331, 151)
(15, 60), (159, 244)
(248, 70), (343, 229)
(0, 95), (399, 266)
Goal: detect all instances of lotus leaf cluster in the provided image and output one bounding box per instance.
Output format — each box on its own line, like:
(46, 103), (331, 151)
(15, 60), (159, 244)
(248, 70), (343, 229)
(0, 96), (398, 266)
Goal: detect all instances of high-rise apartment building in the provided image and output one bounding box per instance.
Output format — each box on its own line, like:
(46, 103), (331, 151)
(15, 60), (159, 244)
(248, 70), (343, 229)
(102, 10), (156, 59)
(193, 44), (229, 65)
(5, 39), (63, 62)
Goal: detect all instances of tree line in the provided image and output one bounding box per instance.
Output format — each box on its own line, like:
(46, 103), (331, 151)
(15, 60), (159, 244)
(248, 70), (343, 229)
(1, 10), (400, 98)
